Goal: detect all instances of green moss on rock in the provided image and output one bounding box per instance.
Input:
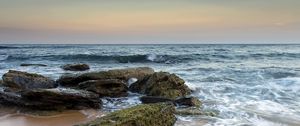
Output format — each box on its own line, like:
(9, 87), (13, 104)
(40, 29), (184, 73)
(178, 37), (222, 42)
(78, 79), (128, 97)
(76, 103), (176, 126)
(174, 97), (202, 108)
(58, 67), (154, 87)
(130, 72), (191, 99)
(175, 108), (217, 117)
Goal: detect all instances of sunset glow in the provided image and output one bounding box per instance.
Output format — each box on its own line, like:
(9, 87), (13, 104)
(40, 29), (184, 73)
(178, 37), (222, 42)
(0, 0), (299, 43)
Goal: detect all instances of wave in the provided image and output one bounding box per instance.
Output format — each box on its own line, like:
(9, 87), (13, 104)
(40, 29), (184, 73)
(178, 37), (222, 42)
(0, 46), (19, 49)
(5, 54), (196, 63)
(250, 53), (300, 58)
(234, 52), (300, 59)
(0, 55), (9, 61)
(3, 52), (300, 63)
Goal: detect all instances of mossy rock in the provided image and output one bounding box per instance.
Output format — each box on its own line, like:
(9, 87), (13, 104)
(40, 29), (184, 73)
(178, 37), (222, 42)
(78, 79), (128, 97)
(140, 96), (202, 108)
(58, 67), (154, 87)
(175, 108), (217, 117)
(130, 72), (191, 99)
(174, 97), (202, 108)
(76, 103), (176, 126)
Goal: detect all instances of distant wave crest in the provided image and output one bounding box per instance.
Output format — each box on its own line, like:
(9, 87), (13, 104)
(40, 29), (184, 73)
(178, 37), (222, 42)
(0, 55), (9, 61)
(3, 52), (300, 63)
(0, 46), (19, 49)
(5, 54), (192, 63)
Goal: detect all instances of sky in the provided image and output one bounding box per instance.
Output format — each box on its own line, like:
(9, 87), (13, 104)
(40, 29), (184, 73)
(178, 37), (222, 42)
(0, 0), (299, 44)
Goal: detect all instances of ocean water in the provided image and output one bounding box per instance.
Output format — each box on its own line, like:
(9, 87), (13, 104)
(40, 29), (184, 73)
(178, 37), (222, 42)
(0, 44), (300, 126)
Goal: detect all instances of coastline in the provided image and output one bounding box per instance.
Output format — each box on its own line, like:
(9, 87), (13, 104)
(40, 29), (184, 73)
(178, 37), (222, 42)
(0, 107), (103, 126)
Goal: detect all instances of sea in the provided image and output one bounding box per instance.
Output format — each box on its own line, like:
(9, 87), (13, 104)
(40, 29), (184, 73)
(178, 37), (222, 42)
(0, 44), (300, 126)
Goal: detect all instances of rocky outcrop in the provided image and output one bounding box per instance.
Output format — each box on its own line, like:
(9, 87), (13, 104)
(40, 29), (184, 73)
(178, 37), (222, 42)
(0, 87), (23, 105)
(175, 108), (217, 116)
(20, 63), (47, 67)
(140, 96), (173, 104)
(78, 79), (128, 97)
(62, 64), (90, 71)
(140, 96), (201, 107)
(174, 97), (202, 108)
(76, 103), (176, 126)
(21, 88), (101, 110)
(58, 67), (155, 87)
(130, 72), (191, 99)
(2, 70), (56, 91)
(0, 88), (101, 110)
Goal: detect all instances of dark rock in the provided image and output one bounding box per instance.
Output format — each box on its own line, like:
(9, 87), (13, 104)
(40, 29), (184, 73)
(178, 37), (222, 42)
(76, 103), (176, 126)
(129, 75), (151, 93)
(58, 67), (155, 87)
(56, 74), (79, 87)
(2, 70), (56, 91)
(62, 64), (90, 71)
(129, 72), (191, 99)
(21, 88), (101, 110)
(140, 96), (202, 108)
(0, 87), (102, 110)
(139, 96), (173, 104)
(78, 79), (128, 97)
(174, 97), (202, 108)
(20, 63), (47, 67)
(0, 87), (23, 105)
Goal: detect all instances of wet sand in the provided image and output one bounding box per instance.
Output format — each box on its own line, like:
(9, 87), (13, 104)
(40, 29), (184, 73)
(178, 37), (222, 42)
(0, 107), (210, 126)
(0, 107), (104, 126)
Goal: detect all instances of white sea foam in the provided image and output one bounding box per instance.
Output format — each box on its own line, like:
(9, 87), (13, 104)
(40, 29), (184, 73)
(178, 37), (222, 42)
(127, 78), (138, 85)
(146, 54), (157, 61)
(0, 55), (8, 61)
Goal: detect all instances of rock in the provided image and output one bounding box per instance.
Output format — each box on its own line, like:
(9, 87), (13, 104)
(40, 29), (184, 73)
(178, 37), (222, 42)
(62, 64), (90, 71)
(2, 70), (56, 90)
(56, 74), (78, 87)
(76, 103), (176, 126)
(0, 80), (3, 86)
(20, 63), (47, 67)
(21, 88), (101, 110)
(174, 97), (202, 108)
(175, 108), (217, 116)
(58, 67), (155, 87)
(0, 87), (101, 110)
(0, 87), (23, 106)
(78, 79), (128, 97)
(140, 96), (201, 108)
(140, 96), (173, 104)
(129, 72), (191, 99)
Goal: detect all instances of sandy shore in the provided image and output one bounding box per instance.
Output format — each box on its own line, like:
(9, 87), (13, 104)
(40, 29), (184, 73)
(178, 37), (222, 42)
(0, 107), (104, 126)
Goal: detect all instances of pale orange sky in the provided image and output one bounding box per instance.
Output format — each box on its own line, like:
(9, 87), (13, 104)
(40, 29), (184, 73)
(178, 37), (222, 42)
(0, 0), (299, 44)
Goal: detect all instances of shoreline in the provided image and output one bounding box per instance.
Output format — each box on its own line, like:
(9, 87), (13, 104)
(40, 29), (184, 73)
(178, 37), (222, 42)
(0, 107), (103, 126)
